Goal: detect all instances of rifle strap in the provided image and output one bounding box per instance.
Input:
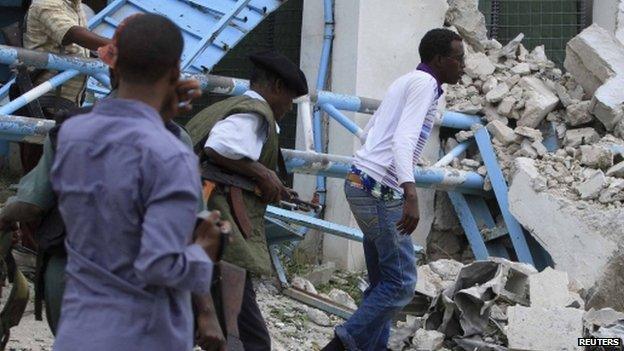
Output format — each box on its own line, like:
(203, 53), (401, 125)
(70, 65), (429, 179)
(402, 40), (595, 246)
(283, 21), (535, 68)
(0, 231), (29, 351)
(227, 187), (253, 240)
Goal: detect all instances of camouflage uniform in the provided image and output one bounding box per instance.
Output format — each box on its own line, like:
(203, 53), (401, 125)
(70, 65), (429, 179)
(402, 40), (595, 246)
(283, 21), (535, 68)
(23, 0), (89, 104)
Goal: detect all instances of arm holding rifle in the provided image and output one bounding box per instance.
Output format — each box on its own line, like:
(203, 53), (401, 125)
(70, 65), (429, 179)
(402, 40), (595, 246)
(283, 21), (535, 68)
(205, 148), (294, 204)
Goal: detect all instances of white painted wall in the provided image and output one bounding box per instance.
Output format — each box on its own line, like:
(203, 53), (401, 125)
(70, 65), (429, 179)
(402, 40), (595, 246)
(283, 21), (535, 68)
(297, 0), (449, 270)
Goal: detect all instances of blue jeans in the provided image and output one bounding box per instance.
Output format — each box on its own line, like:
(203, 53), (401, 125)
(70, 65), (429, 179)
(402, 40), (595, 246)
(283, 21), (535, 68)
(336, 182), (418, 350)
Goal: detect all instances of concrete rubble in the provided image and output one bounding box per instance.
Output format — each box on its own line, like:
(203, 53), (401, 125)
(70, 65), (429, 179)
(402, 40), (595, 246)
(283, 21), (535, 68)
(441, 1), (624, 318)
(388, 258), (608, 351)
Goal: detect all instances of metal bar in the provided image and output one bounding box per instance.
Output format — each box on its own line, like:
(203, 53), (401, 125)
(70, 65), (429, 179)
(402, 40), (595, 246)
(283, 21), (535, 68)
(314, 90), (379, 114)
(0, 46), (482, 129)
(434, 141), (472, 167)
(0, 70), (80, 115)
(311, 0), (335, 211)
(187, 72), (249, 96)
(103, 16), (120, 27)
(266, 205), (365, 242)
(448, 192), (490, 260)
(0, 114), (55, 144)
(182, 0), (248, 22)
(282, 149), (487, 194)
(181, 0), (252, 70)
(465, 195), (509, 259)
(282, 288), (353, 320)
(321, 103), (365, 141)
(294, 95), (315, 152)
(269, 245), (289, 286)
(0, 77), (15, 101)
(474, 127), (535, 266)
(87, 0), (125, 29)
(0, 44), (107, 77)
(266, 206), (425, 255)
(93, 73), (111, 88)
(441, 111), (483, 130)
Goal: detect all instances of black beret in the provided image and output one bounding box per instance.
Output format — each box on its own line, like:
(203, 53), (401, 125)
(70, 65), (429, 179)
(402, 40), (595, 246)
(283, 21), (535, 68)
(249, 50), (309, 96)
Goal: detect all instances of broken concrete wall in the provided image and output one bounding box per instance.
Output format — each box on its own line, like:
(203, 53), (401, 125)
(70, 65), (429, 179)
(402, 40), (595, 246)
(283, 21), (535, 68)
(565, 24), (624, 133)
(508, 157), (624, 311)
(593, 0), (624, 45)
(445, 0), (488, 52)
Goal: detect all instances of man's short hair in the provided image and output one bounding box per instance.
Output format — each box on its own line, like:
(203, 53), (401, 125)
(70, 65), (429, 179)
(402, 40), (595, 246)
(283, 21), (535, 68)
(116, 14), (183, 84)
(419, 28), (463, 64)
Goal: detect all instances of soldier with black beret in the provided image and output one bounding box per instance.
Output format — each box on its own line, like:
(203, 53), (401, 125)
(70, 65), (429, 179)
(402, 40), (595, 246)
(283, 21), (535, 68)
(186, 50), (308, 350)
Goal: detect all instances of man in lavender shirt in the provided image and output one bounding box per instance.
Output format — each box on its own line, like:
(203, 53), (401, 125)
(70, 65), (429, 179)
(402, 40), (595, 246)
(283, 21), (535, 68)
(50, 14), (220, 350)
(323, 29), (465, 351)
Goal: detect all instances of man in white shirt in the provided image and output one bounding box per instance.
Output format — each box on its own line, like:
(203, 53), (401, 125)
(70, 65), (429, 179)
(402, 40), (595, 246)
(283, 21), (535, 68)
(323, 29), (465, 351)
(186, 50), (308, 350)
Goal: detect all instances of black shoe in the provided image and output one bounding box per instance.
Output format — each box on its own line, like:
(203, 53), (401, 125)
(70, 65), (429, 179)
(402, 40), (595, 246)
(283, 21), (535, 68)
(321, 336), (346, 351)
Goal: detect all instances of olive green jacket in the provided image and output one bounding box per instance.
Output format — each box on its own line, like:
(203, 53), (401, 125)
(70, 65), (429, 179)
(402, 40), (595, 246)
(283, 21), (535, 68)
(186, 94), (278, 276)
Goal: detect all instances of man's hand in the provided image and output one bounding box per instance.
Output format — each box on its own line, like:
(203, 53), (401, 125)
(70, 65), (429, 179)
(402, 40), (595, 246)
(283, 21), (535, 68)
(161, 79), (202, 121)
(194, 211), (231, 262)
(195, 310), (226, 351)
(256, 169), (284, 204)
(193, 294), (226, 351)
(280, 187), (297, 202)
(397, 183), (419, 235)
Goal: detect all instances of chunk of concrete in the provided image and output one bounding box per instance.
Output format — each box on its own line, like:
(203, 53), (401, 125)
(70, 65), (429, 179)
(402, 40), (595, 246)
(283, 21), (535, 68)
(606, 161), (624, 178)
(579, 145), (614, 170)
(415, 265), (444, 297)
(307, 308), (331, 327)
(412, 329), (444, 351)
(565, 100), (594, 126)
(509, 158), (624, 311)
(446, 0), (488, 52)
(530, 45), (549, 65)
(487, 120), (516, 145)
(514, 140), (538, 159)
(328, 288), (358, 310)
(554, 83), (575, 107)
(584, 308), (624, 328)
(517, 77), (560, 128)
(485, 83), (509, 104)
(565, 24), (624, 96)
(529, 267), (570, 308)
(428, 259), (464, 282)
(491, 33), (524, 60)
(565, 25), (624, 131)
(575, 170), (607, 200)
(514, 126), (543, 142)
(507, 306), (584, 351)
(303, 262), (337, 287)
(592, 77), (624, 131)
(531, 140), (548, 157)
(598, 179), (624, 203)
(481, 76), (498, 94)
(564, 128), (601, 147)
(292, 276), (318, 295)
(464, 52), (495, 79)
(511, 62), (531, 75)
(455, 130), (474, 142)
(460, 158), (480, 168)
(497, 96), (516, 117)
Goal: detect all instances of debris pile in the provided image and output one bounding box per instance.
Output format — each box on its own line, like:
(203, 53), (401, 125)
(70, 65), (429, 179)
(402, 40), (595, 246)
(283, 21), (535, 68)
(442, 6), (624, 209)
(437, 0), (624, 313)
(391, 258), (622, 351)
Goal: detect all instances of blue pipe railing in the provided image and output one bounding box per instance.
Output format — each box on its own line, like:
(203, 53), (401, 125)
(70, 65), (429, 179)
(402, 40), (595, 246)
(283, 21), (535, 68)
(311, 0), (335, 212)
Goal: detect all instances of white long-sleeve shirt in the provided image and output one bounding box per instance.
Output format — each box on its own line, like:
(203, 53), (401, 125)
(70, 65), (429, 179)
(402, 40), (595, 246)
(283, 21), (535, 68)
(353, 69), (440, 193)
(204, 90), (278, 161)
